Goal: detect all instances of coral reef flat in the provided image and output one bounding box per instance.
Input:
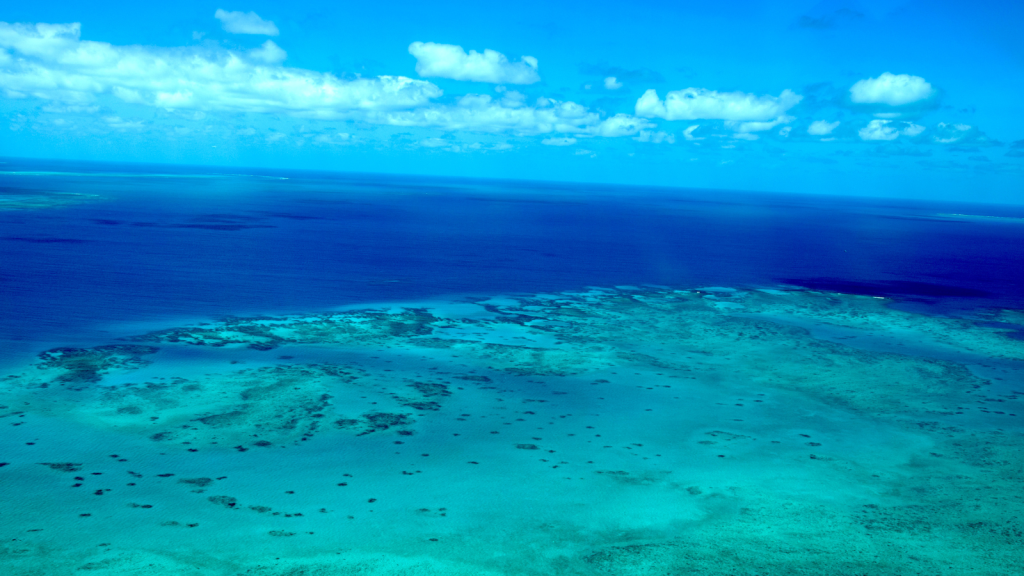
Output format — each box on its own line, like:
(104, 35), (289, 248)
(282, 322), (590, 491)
(0, 188), (99, 211)
(1, 286), (1023, 575)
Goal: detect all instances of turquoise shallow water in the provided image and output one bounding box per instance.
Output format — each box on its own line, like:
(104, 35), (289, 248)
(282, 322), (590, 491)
(2, 286), (1023, 575)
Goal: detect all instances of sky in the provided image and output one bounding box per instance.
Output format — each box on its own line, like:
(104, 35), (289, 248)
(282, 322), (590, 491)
(1, 0), (1022, 202)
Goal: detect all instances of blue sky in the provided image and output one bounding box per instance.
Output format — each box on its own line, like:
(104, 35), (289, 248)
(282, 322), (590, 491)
(1, 0), (1022, 202)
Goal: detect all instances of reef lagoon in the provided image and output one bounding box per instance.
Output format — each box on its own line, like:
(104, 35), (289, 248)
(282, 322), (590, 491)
(2, 159), (1024, 575)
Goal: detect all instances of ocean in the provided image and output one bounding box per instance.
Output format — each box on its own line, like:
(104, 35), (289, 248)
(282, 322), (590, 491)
(1, 158), (1023, 575)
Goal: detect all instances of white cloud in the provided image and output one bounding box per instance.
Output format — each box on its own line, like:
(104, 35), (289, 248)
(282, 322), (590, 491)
(214, 9), (279, 36)
(589, 113), (653, 137)
(498, 89), (527, 107)
(0, 22), (656, 145)
(850, 72), (934, 106)
(779, 126), (791, 137)
(492, 142), (513, 150)
(248, 40), (286, 64)
(408, 42), (539, 84)
(635, 87), (801, 121)
(807, 120), (840, 136)
(858, 120), (898, 141)
(542, 137), (576, 146)
(0, 22), (440, 117)
(604, 76), (622, 90)
(575, 148), (595, 156)
(419, 137), (449, 148)
(363, 94), (649, 138)
(727, 115), (793, 133)
(933, 122), (973, 144)
(858, 119), (925, 141)
(682, 125), (703, 140)
(634, 130), (675, 144)
(902, 123), (925, 137)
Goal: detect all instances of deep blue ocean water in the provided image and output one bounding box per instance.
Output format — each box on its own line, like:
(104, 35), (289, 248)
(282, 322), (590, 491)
(2, 157), (1023, 359)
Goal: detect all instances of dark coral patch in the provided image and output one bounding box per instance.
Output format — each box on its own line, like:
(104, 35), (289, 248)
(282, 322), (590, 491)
(40, 463), (83, 472)
(208, 495), (238, 508)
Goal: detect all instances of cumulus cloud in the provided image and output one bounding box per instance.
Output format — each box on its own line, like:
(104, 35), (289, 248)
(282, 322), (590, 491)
(902, 123), (925, 137)
(542, 137), (576, 146)
(604, 76), (622, 90)
(361, 94), (650, 138)
(408, 42), (539, 84)
(932, 122), (974, 144)
(0, 22), (439, 116)
(807, 120), (840, 136)
(635, 87), (801, 121)
(859, 120), (898, 141)
(727, 115), (793, 133)
(858, 119), (925, 141)
(850, 72), (934, 106)
(682, 125), (703, 140)
(0, 22), (655, 144)
(589, 113), (653, 137)
(214, 9), (279, 36)
(248, 40), (286, 64)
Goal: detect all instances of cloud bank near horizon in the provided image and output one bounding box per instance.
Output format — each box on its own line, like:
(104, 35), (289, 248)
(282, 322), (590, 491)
(0, 19), (1005, 159)
(0, 22), (656, 141)
(0, 22), (438, 116)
